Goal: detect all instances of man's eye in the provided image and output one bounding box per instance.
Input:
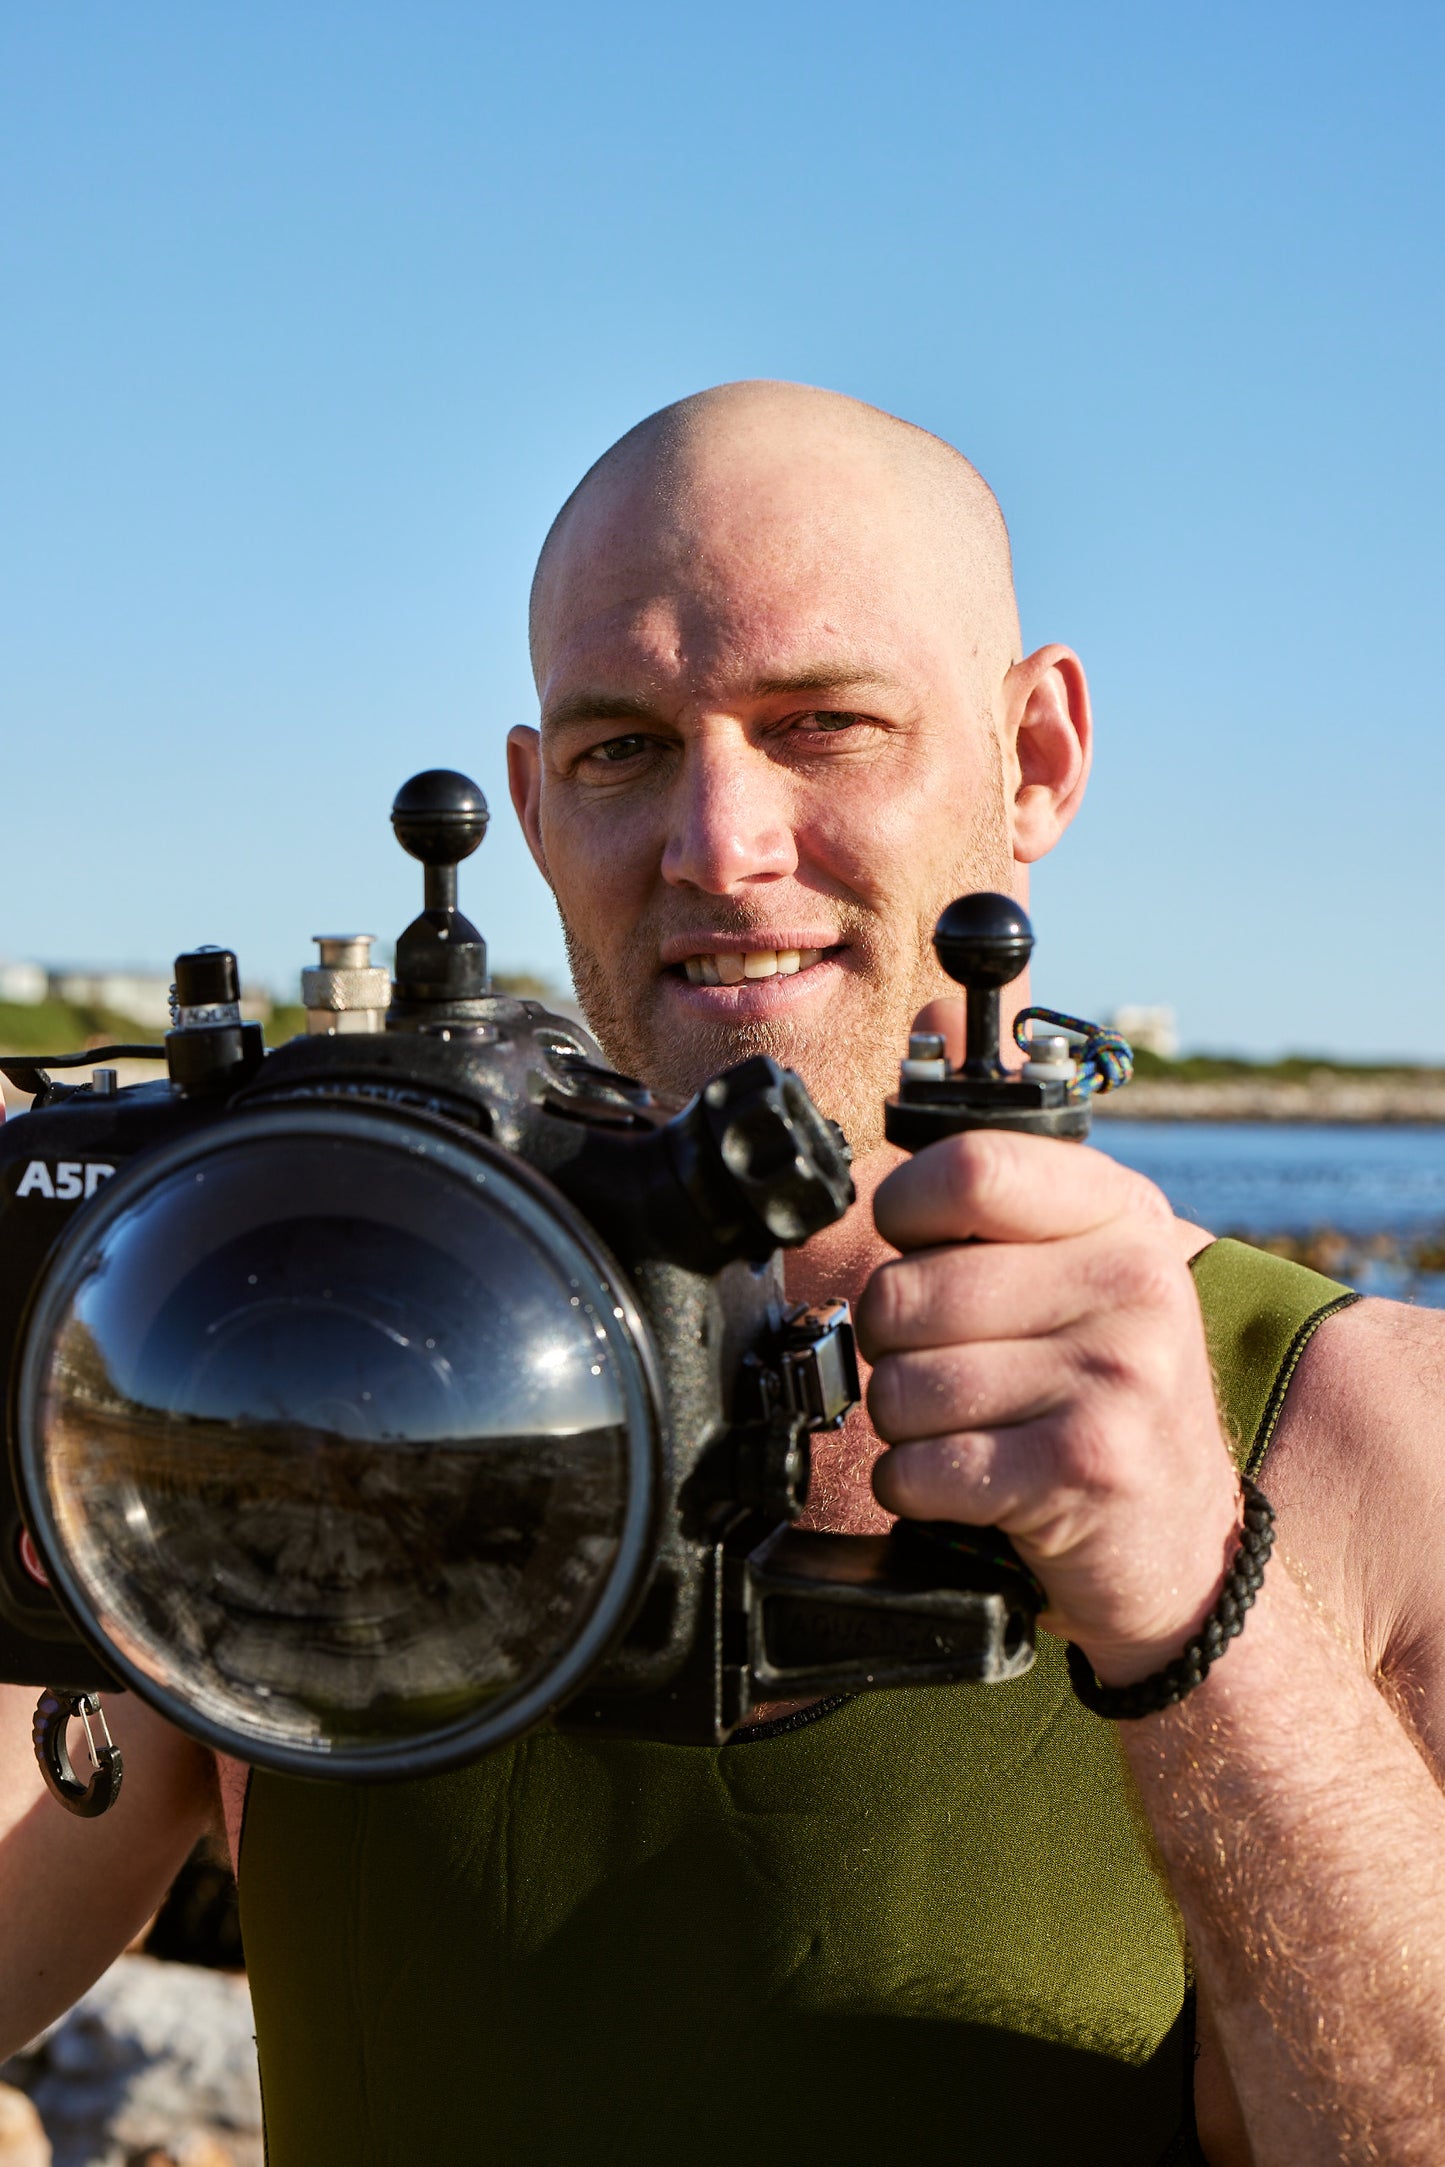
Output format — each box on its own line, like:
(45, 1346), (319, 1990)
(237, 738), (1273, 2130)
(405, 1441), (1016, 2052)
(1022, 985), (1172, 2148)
(587, 734), (648, 765)
(799, 711), (861, 734)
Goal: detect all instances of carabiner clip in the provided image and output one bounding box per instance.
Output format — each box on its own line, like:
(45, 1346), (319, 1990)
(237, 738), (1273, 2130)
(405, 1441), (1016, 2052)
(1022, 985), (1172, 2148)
(32, 1689), (124, 1819)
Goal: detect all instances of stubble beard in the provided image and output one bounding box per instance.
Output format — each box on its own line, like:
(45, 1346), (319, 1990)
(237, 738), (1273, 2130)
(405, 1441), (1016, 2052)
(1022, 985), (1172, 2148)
(560, 792), (1013, 1160)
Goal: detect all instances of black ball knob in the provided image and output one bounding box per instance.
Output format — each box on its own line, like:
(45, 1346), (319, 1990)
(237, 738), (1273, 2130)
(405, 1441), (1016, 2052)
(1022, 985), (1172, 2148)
(933, 893), (1034, 992)
(391, 771), (490, 867)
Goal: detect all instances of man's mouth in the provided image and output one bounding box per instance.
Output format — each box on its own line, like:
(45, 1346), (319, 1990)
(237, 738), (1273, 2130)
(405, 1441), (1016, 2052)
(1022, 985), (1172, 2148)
(656, 937), (846, 1009)
(654, 931), (849, 1021)
(679, 946), (826, 987)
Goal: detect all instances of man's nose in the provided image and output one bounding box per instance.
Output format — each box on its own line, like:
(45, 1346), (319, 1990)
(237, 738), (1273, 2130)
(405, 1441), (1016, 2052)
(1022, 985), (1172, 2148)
(660, 736), (798, 894)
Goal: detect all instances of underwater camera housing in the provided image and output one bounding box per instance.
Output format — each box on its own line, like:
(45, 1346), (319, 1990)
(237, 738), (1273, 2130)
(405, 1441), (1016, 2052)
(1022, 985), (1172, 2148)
(0, 776), (1126, 1808)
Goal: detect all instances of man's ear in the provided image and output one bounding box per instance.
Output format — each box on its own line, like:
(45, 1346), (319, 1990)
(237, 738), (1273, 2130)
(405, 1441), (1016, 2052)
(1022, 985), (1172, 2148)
(1001, 644), (1092, 864)
(506, 725), (552, 886)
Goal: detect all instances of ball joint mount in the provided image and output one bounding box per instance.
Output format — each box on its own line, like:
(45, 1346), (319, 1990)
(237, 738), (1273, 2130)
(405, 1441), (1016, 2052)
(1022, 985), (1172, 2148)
(885, 892), (1101, 1147)
(879, 888), (1136, 1658)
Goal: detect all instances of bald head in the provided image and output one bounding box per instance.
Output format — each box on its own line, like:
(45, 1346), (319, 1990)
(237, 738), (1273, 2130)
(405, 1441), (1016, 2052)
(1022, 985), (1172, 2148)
(529, 380), (1021, 695)
(509, 379), (1090, 1158)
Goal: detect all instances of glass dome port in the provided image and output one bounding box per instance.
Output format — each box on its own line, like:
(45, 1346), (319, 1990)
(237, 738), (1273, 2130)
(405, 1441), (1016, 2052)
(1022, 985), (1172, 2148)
(15, 1107), (659, 1777)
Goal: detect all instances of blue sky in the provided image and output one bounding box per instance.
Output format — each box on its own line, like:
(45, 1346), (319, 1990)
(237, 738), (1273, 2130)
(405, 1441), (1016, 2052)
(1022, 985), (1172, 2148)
(2, 3), (1441, 1056)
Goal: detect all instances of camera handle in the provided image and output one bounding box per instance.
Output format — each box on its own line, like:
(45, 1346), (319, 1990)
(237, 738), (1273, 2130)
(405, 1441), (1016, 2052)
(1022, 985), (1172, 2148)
(32, 1689), (124, 1818)
(880, 892), (1135, 1651)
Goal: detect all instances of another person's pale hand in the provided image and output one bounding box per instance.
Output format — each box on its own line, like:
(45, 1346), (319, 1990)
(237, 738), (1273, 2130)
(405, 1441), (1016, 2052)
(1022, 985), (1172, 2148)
(857, 1126), (1243, 1687)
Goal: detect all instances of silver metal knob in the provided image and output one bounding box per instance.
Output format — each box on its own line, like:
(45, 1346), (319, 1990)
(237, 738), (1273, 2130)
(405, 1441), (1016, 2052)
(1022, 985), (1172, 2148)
(1021, 1031), (1076, 1083)
(301, 935), (392, 1036)
(900, 1029), (949, 1084)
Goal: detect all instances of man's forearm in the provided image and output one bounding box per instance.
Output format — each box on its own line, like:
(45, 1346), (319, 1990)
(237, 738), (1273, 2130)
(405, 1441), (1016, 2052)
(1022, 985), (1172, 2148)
(1122, 1558), (1445, 2163)
(0, 1687), (217, 2057)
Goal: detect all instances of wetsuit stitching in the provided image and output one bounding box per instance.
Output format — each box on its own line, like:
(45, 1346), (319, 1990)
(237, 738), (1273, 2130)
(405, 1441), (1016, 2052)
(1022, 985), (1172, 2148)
(1247, 1290), (1360, 1478)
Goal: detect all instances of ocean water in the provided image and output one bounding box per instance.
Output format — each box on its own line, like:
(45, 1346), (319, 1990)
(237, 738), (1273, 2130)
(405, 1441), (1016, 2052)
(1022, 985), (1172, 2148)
(1096, 1121), (1445, 1308)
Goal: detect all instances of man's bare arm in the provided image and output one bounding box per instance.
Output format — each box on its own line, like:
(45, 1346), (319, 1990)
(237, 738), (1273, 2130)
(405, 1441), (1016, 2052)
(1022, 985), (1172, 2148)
(1178, 1294), (1445, 2163)
(1127, 1534), (1445, 2161)
(0, 1684), (217, 2057)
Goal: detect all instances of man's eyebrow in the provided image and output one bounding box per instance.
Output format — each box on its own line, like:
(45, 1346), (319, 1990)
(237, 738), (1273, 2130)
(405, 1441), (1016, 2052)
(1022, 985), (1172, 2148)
(542, 691), (669, 734)
(541, 666), (902, 734)
(750, 666), (900, 699)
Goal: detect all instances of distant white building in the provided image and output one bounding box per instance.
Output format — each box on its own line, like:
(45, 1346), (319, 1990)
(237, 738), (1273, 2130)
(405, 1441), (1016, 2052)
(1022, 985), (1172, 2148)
(1110, 1004), (1179, 1060)
(0, 961), (47, 1005)
(50, 971), (175, 1030)
(1, 961), (281, 1030)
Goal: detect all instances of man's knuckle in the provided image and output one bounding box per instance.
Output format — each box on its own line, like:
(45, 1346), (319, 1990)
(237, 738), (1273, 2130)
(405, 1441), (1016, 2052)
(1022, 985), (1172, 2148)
(1129, 1172), (1176, 1226)
(1097, 1229), (1179, 1315)
(1062, 1287), (1149, 1381)
(938, 1130), (998, 1220)
(885, 1262), (929, 1339)
(861, 1259), (941, 1355)
(854, 1273), (893, 1358)
(876, 1444), (930, 1516)
(866, 1355), (908, 1438)
(1066, 1300), (1185, 1431)
(1070, 1333), (1137, 1400)
(1051, 1410), (1117, 1494)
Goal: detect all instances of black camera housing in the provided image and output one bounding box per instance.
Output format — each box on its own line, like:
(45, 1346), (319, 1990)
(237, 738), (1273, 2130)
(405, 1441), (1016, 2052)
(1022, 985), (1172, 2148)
(0, 776), (1049, 1778)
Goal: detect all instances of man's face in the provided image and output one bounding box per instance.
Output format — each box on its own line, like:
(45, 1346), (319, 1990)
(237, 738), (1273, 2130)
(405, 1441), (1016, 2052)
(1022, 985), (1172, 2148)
(512, 443), (1017, 1153)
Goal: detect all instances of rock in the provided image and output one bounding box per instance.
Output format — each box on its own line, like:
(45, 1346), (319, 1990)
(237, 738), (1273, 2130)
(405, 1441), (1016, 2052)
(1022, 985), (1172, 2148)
(2, 1957), (261, 2167)
(1092, 1076), (1445, 1123)
(0, 2085), (50, 2166)
(125, 2142), (235, 2167)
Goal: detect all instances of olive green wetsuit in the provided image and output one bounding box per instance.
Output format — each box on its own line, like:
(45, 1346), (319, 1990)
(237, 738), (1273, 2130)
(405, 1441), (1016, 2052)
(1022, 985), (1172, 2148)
(239, 1241), (1355, 2165)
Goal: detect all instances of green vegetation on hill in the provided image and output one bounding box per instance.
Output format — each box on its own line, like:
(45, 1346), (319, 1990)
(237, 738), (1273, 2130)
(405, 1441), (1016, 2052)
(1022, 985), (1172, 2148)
(1129, 1047), (1445, 1083)
(1, 973), (563, 1059)
(264, 1005), (308, 1042)
(0, 997), (164, 1055)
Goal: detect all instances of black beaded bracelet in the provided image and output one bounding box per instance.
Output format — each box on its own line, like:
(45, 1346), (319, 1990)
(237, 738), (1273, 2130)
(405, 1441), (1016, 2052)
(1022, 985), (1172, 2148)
(1066, 1477), (1276, 1721)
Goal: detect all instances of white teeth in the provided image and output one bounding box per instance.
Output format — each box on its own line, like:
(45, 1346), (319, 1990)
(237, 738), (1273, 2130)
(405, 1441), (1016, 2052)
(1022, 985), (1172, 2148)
(680, 946), (828, 983)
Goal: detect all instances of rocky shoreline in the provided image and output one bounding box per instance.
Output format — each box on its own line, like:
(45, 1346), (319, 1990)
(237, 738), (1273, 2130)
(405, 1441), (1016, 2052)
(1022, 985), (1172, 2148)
(1216, 1224), (1445, 1287)
(0, 1957), (260, 2167)
(1093, 1078), (1445, 1124)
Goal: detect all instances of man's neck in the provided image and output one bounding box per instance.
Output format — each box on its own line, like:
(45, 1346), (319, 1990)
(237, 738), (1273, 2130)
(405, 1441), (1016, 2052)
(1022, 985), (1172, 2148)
(785, 1142), (904, 1313)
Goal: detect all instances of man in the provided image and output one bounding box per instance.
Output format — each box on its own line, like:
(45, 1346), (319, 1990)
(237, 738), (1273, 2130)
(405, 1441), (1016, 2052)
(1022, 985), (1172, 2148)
(3, 381), (1445, 2163)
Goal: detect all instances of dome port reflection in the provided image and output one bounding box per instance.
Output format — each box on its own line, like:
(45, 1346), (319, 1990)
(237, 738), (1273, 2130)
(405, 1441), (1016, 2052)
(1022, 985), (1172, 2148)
(19, 1110), (658, 1774)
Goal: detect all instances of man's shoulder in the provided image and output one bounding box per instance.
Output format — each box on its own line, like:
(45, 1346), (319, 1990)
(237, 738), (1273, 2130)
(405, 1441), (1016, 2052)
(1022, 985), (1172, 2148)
(1263, 1292), (1445, 1748)
(1271, 1290), (1445, 1526)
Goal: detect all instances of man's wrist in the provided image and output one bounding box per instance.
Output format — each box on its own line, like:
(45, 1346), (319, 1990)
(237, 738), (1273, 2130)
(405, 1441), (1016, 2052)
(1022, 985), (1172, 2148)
(1068, 1481), (1277, 1721)
(1070, 1478), (1245, 1687)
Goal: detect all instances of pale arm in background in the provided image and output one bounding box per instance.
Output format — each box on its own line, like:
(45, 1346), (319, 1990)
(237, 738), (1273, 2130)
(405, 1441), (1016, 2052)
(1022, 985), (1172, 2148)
(0, 1684), (216, 2059)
